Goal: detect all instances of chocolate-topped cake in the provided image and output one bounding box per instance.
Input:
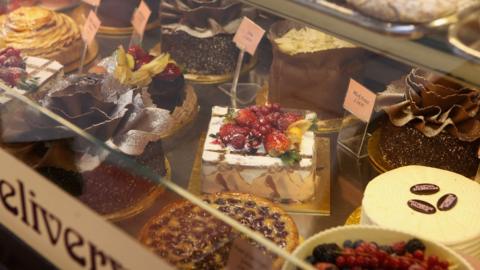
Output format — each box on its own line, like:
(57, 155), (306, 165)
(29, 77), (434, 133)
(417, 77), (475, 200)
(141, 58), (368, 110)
(379, 69), (480, 178)
(160, 0), (252, 75)
(96, 0), (159, 28)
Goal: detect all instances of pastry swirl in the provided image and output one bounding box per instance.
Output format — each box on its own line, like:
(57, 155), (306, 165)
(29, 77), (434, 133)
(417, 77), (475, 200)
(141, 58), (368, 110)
(0, 7), (82, 65)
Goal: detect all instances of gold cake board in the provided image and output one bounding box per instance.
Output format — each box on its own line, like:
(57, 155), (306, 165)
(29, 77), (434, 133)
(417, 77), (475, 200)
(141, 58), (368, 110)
(64, 40), (99, 73)
(187, 134), (331, 215)
(106, 158), (171, 222)
(150, 43), (258, 85)
(345, 207), (362, 225)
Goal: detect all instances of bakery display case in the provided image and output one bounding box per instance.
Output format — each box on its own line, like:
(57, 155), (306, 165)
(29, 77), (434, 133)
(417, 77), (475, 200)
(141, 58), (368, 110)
(0, 0), (480, 269)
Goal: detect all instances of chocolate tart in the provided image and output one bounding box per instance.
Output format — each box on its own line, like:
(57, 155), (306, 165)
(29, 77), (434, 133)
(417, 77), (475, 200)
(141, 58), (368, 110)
(138, 192), (299, 270)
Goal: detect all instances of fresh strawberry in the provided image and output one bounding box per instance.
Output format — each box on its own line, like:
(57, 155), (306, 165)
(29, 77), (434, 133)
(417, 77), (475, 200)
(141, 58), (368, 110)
(127, 45), (147, 61)
(235, 108), (257, 127)
(264, 131), (290, 157)
(276, 112), (303, 131)
(218, 123), (248, 144)
(156, 63), (182, 81)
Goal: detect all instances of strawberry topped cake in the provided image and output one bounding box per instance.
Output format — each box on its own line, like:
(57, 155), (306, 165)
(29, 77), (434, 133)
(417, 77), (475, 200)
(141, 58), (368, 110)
(201, 105), (317, 203)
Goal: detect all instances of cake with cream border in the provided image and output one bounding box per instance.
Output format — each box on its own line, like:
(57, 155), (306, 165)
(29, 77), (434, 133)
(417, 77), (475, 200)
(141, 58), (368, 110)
(201, 105), (317, 203)
(361, 165), (480, 259)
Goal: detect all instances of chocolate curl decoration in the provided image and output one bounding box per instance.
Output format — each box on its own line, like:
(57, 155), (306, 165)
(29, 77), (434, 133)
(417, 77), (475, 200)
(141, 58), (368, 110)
(384, 68), (480, 142)
(160, 0), (244, 34)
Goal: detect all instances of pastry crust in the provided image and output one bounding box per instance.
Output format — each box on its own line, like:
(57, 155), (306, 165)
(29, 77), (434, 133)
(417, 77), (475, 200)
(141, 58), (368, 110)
(139, 192), (299, 270)
(346, 0), (456, 23)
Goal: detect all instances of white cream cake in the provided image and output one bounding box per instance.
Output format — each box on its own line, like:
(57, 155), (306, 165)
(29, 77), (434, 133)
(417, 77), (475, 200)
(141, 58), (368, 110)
(201, 106), (317, 203)
(0, 56), (63, 104)
(361, 165), (480, 259)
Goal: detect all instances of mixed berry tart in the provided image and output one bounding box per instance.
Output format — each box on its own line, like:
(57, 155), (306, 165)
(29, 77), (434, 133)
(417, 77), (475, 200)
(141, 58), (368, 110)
(139, 192), (299, 270)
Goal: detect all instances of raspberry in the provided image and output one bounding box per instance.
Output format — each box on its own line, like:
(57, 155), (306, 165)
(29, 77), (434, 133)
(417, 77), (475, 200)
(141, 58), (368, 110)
(276, 112), (302, 131)
(230, 133), (246, 149)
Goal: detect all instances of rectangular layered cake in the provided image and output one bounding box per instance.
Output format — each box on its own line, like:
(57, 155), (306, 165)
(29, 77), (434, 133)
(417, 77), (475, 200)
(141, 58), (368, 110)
(201, 106), (317, 203)
(0, 56), (63, 104)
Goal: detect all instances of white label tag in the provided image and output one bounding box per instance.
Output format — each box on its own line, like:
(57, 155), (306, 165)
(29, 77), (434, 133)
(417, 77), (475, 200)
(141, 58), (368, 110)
(0, 148), (174, 270)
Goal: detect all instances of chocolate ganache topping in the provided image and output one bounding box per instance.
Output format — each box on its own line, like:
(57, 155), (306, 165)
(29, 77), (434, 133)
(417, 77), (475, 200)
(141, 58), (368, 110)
(384, 68), (480, 142)
(160, 0), (246, 37)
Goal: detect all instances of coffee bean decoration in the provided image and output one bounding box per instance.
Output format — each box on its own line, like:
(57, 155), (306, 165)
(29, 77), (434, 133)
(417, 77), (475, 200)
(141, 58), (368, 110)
(437, 193), (458, 211)
(410, 183), (440, 195)
(407, 199), (436, 214)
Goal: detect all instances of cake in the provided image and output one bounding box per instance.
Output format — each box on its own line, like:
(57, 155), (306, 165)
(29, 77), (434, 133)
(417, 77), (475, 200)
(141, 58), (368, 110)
(122, 45), (186, 112)
(0, 7), (82, 65)
(139, 192), (299, 270)
(268, 20), (368, 120)
(361, 165), (480, 259)
(97, 0), (159, 28)
(378, 68), (480, 178)
(346, 0), (456, 23)
(160, 0), (251, 75)
(201, 105), (317, 203)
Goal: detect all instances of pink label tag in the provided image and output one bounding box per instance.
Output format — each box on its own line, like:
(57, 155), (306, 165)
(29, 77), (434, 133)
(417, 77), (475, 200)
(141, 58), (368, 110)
(81, 11), (101, 46)
(343, 79), (376, 123)
(83, 0), (100, 6)
(233, 17), (265, 55)
(225, 238), (274, 270)
(131, 0), (151, 35)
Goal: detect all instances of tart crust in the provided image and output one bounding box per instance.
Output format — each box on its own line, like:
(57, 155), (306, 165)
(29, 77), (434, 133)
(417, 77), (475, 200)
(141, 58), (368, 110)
(138, 192), (299, 270)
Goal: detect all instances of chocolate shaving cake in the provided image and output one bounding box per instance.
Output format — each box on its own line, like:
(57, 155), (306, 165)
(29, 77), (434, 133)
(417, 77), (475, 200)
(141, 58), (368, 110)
(97, 0), (159, 28)
(139, 192), (299, 270)
(379, 69), (480, 178)
(160, 0), (253, 75)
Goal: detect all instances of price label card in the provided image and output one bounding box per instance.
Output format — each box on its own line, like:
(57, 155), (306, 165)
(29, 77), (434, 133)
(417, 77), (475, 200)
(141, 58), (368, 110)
(343, 79), (376, 123)
(233, 17), (265, 55)
(225, 238), (274, 270)
(81, 10), (101, 46)
(131, 0), (151, 36)
(82, 0), (100, 6)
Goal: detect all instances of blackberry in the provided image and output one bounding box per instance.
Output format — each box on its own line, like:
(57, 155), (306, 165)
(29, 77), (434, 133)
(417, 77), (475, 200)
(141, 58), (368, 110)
(353, 240), (364, 248)
(343, 240), (353, 248)
(379, 245), (394, 254)
(405, 238), (426, 253)
(313, 243), (340, 263)
(305, 255), (316, 265)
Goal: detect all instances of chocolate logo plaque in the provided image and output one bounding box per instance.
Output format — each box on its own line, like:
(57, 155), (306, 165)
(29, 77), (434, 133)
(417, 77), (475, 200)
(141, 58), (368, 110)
(407, 199), (436, 214)
(410, 183), (440, 195)
(437, 193), (458, 211)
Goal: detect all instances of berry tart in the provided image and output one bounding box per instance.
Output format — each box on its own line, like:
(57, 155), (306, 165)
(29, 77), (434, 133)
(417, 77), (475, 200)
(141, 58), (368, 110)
(138, 192), (299, 270)
(201, 105), (317, 203)
(305, 238), (453, 270)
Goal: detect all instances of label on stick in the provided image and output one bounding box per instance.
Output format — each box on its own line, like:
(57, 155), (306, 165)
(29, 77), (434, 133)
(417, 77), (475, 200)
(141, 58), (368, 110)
(343, 79), (376, 123)
(81, 11), (101, 46)
(233, 17), (265, 55)
(131, 0), (151, 36)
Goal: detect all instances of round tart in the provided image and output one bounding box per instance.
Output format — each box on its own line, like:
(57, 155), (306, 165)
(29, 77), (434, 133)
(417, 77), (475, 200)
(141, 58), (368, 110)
(138, 192), (299, 270)
(0, 7), (82, 65)
(346, 0), (456, 24)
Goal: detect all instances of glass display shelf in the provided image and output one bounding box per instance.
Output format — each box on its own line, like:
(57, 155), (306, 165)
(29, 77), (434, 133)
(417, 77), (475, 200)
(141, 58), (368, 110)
(1, 1), (478, 270)
(241, 0), (480, 88)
